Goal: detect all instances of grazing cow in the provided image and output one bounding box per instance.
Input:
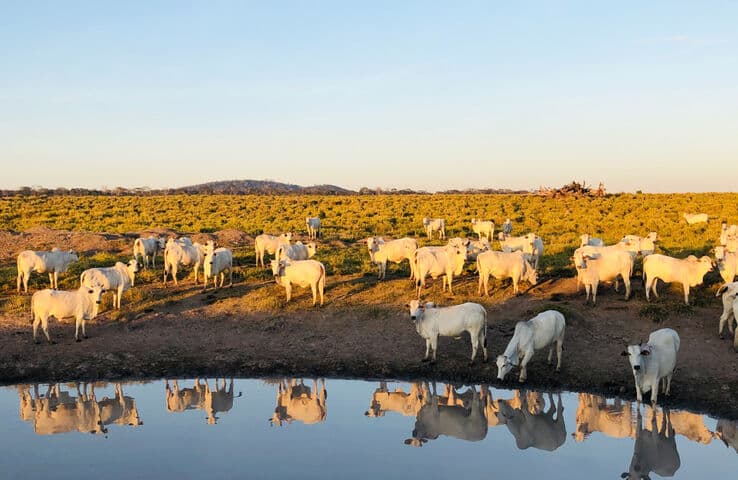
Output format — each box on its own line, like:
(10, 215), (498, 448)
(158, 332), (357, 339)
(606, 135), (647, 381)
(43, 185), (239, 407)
(502, 218), (513, 235)
(202, 241), (233, 290)
(422, 217), (446, 240)
(365, 236), (418, 280)
(163, 238), (205, 286)
(98, 383), (143, 428)
(496, 392), (566, 452)
(413, 245), (467, 297)
(643, 254), (713, 305)
(270, 259), (326, 306)
(622, 328), (680, 404)
(716, 282), (738, 350)
(404, 385), (487, 446)
(477, 250), (537, 296)
(580, 234), (604, 248)
(405, 300), (487, 364)
(715, 246), (737, 284)
(17, 248), (79, 293)
(573, 394), (635, 442)
(714, 419), (738, 454)
(254, 233), (292, 268)
(132, 236), (166, 269)
(365, 382), (427, 418)
(271, 379), (327, 426)
(31, 285), (104, 343)
(80, 259), (140, 309)
(683, 212), (708, 224)
(496, 310), (566, 383)
(471, 219), (495, 242)
(464, 239), (491, 262)
(306, 217), (321, 240)
(276, 241), (317, 262)
(572, 248), (634, 304)
(622, 408), (681, 480)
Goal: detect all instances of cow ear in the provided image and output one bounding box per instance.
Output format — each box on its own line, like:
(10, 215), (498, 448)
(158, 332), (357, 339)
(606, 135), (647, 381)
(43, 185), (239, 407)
(404, 304), (409, 308)
(640, 349), (650, 356)
(620, 350), (629, 356)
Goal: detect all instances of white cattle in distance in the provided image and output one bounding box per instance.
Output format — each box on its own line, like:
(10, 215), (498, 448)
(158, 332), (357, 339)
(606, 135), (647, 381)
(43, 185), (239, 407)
(405, 300), (488, 364)
(715, 246), (737, 284)
(163, 238), (205, 286)
(306, 217), (321, 240)
(643, 254), (713, 305)
(422, 217), (446, 240)
(471, 219), (495, 242)
(622, 328), (680, 404)
(404, 385), (488, 447)
(254, 233), (292, 268)
(464, 238), (491, 262)
(572, 248), (634, 304)
(202, 241), (233, 291)
(496, 310), (566, 383)
(579, 234), (604, 248)
(413, 244), (467, 297)
(80, 260), (140, 310)
(31, 285), (104, 343)
(719, 223), (738, 248)
(716, 282), (738, 351)
(132, 236), (166, 269)
(502, 218), (513, 236)
(477, 250), (537, 296)
(271, 259), (326, 306)
(621, 409), (681, 480)
(17, 248), (79, 293)
(365, 236), (418, 280)
(276, 241), (317, 262)
(496, 392), (566, 452)
(500, 233), (544, 269)
(683, 212), (708, 224)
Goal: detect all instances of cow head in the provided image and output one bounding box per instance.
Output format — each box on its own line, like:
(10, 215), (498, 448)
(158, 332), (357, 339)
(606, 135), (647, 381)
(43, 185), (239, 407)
(270, 259), (286, 278)
(523, 260), (538, 285)
(405, 299), (425, 322)
(622, 343), (650, 375)
(85, 284), (105, 306)
(496, 355), (514, 380)
(157, 237), (166, 249)
(127, 259), (140, 273)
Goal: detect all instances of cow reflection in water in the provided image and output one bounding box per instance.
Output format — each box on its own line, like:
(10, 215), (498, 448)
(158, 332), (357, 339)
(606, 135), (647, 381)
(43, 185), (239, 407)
(404, 384), (488, 447)
(495, 391), (567, 451)
(482, 388), (545, 427)
(365, 382), (427, 418)
(622, 408), (680, 480)
(17, 382), (142, 436)
(270, 378), (327, 427)
(714, 419), (738, 454)
(165, 378), (240, 424)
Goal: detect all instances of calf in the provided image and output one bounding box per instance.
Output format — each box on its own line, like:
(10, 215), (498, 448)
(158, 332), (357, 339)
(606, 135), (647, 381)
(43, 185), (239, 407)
(621, 328), (680, 404)
(572, 248), (633, 304)
(271, 259), (326, 306)
(254, 233), (292, 268)
(31, 285), (104, 343)
(132, 236), (165, 269)
(422, 217), (446, 240)
(306, 217), (321, 240)
(80, 260), (140, 310)
(276, 241), (317, 262)
(203, 241), (233, 290)
(643, 254), (713, 305)
(413, 245), (466, 298)
(471, 219), (495, 242)
(365, 237), (418, 280)
(405, 300), (487, 364)
(163, 238), (205, 286)
(17, 248), (79, 293)
(477, 250), (537, 296)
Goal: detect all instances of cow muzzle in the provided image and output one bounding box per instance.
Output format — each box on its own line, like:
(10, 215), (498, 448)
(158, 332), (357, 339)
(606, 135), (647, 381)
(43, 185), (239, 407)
(633, 365), (641, 372)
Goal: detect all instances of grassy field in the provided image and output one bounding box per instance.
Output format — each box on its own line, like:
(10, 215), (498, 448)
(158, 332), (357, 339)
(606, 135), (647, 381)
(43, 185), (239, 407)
(0, 192), (735, 307)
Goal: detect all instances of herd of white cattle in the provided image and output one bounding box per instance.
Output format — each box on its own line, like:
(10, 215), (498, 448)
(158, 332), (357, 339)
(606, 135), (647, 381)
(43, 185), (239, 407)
(12, 214), (738, 400)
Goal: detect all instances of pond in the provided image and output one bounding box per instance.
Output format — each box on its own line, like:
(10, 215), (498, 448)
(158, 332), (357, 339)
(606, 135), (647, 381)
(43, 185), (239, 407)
(0, 379), (736, 479)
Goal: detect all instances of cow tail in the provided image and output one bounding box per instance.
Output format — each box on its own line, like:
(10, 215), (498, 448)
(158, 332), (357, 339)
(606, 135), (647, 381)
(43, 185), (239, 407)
(30, 293), (35, 324)
(717, 283), (729, 297)
(482, 308), (488, 348)
(320, 263), (326, 292)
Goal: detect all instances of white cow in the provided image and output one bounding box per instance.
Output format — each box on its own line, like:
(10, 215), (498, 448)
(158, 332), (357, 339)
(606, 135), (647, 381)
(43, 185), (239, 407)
(17, 249), (79, 293)
(477, 250), (537, 296)
(643, 254), (713, 305)
(622, 328), (680, 404)
(270, 259), (326, 306)
(405, 300), (487, 364)
(132, 236), (166, 269)
(306, 217), (321, 240)
(163, 238), (205, 286)
(572, 248), (634, 304)
(254, 233), (292, 268)
(580, 234), (604, 248)
(276, 241), (317, 262)
(683, 212), (708, 224)
(496, 310), (566, 383)
(465, 239), (491, 262)
(715, 246), (737, 284)
(365, 236), (418, 280)
(471, 219), (495, 242)
(422, 217), (446, 240)
(716, 282), (738, 350)
(621, 232), (658, 256)
(502, 218), (513, 236)
(719, 223), (738, 247)
(413, 244), (467, 298)
(80, 259), (140, 310)
(31, 285), (104, 343)
(501, 233), (543, 269)
(203, 241), (233, 290)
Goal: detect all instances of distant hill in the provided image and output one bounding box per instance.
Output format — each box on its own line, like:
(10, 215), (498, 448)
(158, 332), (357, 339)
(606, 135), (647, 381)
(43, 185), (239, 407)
(174, 180), (356, 195)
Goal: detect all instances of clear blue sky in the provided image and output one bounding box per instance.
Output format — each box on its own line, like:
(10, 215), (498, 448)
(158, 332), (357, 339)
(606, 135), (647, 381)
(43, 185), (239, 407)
(2, 1), (737, 192)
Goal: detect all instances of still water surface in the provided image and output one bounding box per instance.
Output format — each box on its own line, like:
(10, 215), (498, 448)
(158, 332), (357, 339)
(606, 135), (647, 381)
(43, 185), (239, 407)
(0, 378), (736, 479)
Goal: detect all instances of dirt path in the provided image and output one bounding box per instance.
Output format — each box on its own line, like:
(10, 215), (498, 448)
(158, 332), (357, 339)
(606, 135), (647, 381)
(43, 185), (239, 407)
(0, 229), (736, 420)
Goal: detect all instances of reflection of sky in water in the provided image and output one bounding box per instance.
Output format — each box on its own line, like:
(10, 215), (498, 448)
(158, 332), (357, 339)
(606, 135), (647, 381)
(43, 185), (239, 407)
(0, 379), (735, 479)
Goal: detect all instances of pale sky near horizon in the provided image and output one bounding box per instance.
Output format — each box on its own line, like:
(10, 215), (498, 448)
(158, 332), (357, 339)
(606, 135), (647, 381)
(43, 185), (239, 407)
(2, 1), (737, 193)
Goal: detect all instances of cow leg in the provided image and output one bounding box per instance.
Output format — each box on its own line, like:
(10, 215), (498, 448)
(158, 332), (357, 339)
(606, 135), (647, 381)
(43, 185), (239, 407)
(519, 354), (528, 383)
(430, 336), (438, 363)
(555, 338), (563, 371)
(32, 314), (41, 343)
(664, 373), (672, 396)
(81, 316), (87, 339)
(75, 315), (82, 342)
(623, 277), (631, 300)
(48, 272), (55, 289)
(469, 331), (478, 365)
(651, 279), (659, 298)
(284, 283), (292, 303)
(479, 329), (488, 362)
(311, 282), (318, 306)
(423, 338), (431, 361)
(683, 285), (690, 305)
(634, 380), (643, 403)
(592, 280), (598, 305)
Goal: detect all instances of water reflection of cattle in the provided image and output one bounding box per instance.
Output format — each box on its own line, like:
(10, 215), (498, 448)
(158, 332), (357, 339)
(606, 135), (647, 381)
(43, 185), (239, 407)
(574, 393), (636, 442)
(99, 383), (143, 428)
(270, 379), (327, 426)
(483, 388), (545, 428)
(365, 382), (427, 417)
(22, 383), (106, 435)
(165, 378), (239, 424)
(496, 392), (566, 451)
(646, 409), (713, 445)
(714, 419), (738, 453)
(621, 408), (680, 480)
(404, 385), (487, 447)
